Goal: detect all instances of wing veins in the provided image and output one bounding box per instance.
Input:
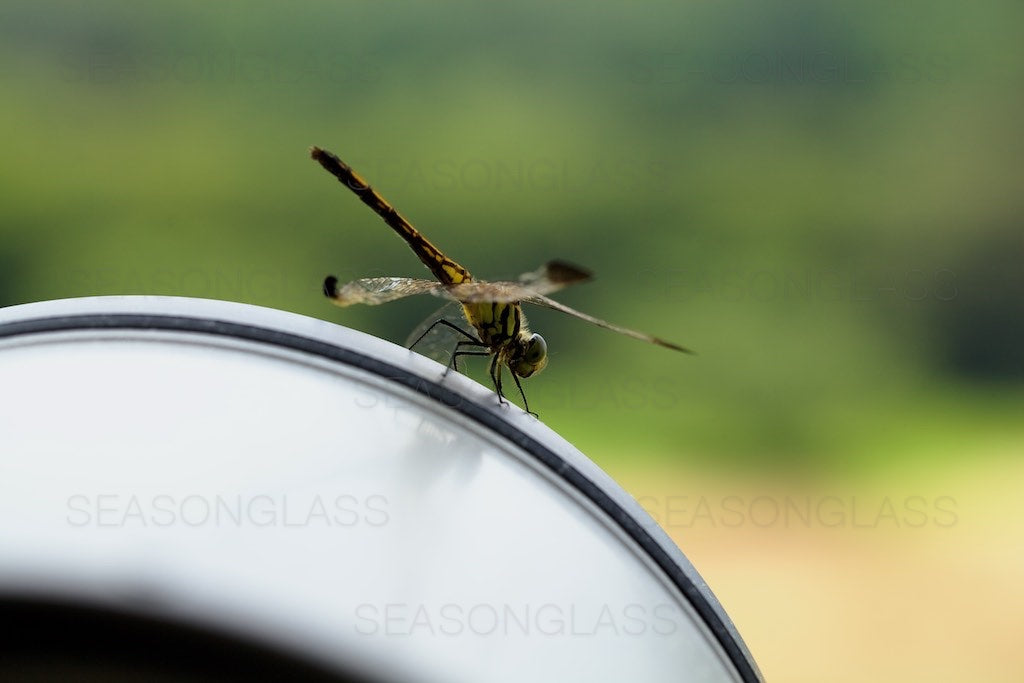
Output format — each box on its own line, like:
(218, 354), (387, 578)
(522, 292), (693, 353)
(326, 277), (446, 307)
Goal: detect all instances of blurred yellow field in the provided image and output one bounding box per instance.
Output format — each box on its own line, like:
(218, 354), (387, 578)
(617, 454), (1024, 682)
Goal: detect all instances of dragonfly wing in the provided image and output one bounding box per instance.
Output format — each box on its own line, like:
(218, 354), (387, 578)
(517, 260), (593, 295)
(444, 280), (543, 304)
(444, 281), (690, 351)
(328, 260), (591, 307)
(522, 292), (693, 353)
(403, 301), (478, 365)
(440, 261), (591, 303)
(324, 276), (447, 307)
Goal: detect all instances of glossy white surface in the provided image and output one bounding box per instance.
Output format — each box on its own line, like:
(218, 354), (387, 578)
(0, 299), (744, 683)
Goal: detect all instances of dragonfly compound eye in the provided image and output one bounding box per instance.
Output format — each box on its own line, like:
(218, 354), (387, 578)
(527, 334), (547, 362)
(514, 334), (548, 378)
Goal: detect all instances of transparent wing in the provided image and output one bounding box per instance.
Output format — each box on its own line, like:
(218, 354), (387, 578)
(324, 276), (448, 307)
(444, 280), (691, 352)
(444, 280), (540, 303)
(403, 301), (477, 365)
(521, 292), (693, 353)
(326, 260), (590, 308)
(437, 261), (590, 303)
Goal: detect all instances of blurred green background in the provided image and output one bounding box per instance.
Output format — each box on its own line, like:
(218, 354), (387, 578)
(2, 1), (1022, 680)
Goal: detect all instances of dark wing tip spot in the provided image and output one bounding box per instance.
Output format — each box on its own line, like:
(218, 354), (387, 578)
(547, 260), (593, 283)
(323, 275), (339, 298)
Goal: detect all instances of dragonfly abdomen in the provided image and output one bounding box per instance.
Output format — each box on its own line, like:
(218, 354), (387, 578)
(369, 199), (472, 285)
(311, 146), (473, 286)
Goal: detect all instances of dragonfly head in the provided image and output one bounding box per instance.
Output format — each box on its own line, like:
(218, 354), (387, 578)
(510, 332), (548, 378)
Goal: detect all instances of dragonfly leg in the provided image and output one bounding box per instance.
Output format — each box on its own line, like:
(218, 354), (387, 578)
(510, 372), (536, 418)
(408, 319), (481, 351)
(449, 344), (489, 375)
(488, 356), (508, 407)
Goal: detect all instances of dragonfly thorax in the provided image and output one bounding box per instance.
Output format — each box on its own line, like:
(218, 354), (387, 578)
(462, 300), (547, 378)
(462, 301), (522, 348)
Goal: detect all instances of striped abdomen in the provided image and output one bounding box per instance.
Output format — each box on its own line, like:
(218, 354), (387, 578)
(311, 147), (473, 286)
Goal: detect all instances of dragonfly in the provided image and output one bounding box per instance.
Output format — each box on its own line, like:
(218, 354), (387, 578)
(311, 146), (691, 415)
